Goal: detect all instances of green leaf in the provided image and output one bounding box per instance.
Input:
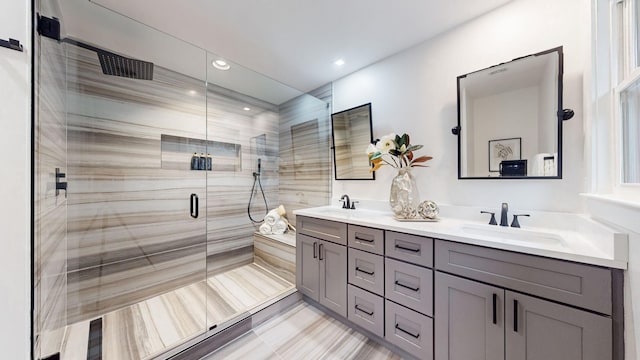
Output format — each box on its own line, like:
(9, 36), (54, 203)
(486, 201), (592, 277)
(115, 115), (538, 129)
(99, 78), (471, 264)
(369, 152), (382, 160)
(402, 134), (410, 146)
(406, 144), (423, 152)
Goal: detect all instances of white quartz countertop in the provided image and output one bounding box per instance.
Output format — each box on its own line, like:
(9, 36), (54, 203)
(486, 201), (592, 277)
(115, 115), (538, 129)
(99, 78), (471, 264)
(294, 205), (628, 269)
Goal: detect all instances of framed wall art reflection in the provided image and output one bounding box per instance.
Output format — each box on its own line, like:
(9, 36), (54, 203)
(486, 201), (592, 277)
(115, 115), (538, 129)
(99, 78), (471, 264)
(488, 137), (521, 172)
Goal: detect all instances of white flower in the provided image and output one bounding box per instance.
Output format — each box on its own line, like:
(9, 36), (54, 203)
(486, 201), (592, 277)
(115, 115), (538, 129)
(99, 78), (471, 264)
(366, 143), (378, 154)
(376, 133), (397, 154)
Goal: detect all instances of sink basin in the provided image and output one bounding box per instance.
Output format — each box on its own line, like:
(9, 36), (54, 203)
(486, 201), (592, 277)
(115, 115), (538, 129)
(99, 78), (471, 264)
(461, 224), (564, 246)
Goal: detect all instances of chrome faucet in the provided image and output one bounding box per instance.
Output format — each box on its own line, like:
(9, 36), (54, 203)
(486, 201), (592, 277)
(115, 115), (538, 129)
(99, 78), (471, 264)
(500, 202), (509, 226)
(340, 194), (351, 209)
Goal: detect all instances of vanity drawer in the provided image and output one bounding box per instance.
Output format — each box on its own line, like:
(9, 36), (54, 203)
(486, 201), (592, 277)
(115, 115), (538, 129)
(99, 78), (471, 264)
(385, 258), (433, 316)
(348, 224), (384, 255)
(297, 216), (347, 245)
(385, 300), (433, 360)
(348, 248), (384, 296)
(434, 240), (612, 315)
(348, 284), (384, 338)
(385, 231), (433, 268)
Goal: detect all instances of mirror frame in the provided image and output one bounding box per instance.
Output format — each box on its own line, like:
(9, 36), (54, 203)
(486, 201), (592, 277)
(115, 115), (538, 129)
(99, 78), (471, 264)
(331, 103), (375, 180)
(456, 46), (565, 180)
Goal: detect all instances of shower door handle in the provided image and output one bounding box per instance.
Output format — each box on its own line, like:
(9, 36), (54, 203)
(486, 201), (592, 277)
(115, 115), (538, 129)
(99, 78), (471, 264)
(190, 194), (199, 218)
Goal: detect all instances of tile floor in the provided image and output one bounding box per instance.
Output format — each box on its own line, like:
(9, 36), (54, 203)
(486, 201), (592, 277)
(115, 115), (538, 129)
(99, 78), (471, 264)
(202, 302), (403, 360)
(53, 262), (294, 360)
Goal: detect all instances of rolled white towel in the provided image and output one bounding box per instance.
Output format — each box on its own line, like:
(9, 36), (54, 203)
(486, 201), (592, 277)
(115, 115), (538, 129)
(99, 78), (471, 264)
(272, 219), (287, 235)
(259, 223), (272, 235)
(264, 211), (280, 226)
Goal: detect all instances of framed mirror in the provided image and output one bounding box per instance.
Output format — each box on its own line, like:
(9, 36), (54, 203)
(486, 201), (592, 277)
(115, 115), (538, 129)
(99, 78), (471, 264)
(331, 103), (375, 180)
(456, 47), (571, 179)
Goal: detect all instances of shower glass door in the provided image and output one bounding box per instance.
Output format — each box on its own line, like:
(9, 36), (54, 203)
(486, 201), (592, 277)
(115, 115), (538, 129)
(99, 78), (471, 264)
(34, 1), (210, 358)
(63, 29), (209, 360)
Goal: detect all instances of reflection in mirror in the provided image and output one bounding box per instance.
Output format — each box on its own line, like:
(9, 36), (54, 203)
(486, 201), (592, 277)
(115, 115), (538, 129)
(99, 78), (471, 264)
(331, 103), (375, 180)
(457, 47), (564, 179)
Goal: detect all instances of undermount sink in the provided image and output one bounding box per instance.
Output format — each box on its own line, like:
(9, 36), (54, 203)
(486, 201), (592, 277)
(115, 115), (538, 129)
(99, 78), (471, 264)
(461, 224), (564, 246)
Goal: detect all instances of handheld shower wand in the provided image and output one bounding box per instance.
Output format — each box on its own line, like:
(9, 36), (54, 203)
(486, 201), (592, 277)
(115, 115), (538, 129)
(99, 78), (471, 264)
(255, 158), (261, 177)
(248, 158), (268, 223)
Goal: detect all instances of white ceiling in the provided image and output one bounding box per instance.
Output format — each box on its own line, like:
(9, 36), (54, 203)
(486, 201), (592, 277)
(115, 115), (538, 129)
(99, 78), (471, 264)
(89, 0), (512, 94)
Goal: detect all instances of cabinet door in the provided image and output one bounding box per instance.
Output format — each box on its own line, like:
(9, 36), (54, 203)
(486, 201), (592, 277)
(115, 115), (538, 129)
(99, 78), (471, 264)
(505, 291), (612, 360)
(435, 272), (504, 360)
(319, 240), (347, 317)
(296, 234), (319, 301)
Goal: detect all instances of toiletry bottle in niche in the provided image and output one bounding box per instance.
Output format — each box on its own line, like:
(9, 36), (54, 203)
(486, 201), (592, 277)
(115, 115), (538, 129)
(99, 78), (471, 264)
(206, 153), (212, 171)
(190, 152), (199, 170)
(198, 153), (207, 170)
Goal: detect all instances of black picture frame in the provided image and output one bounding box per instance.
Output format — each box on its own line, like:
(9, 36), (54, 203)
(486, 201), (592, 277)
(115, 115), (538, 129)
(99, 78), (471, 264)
(488, 137), (521, 172)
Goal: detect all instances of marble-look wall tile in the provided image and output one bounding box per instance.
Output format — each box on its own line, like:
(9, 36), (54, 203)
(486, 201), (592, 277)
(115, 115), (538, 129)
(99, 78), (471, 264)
(205, 87), (280, 276)
(253, 233), (296, 283)
(278, 84), (332, 226)
(34, 36), (68, 358)
(67, 244), (207, 324)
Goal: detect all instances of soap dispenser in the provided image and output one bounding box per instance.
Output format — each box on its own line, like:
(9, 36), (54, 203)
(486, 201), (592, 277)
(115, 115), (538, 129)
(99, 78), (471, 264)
(198, 153), (207, 170)
(206, 153), (212, 171)
(190, 152), (199, 170)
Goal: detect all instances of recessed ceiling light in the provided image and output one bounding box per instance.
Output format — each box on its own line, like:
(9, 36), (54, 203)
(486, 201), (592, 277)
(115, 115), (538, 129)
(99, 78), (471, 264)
(188, 90), (197, 95)
(243, 107), (251, 111)
(334, 59), (345, 66)
(212, 59), (230, 70)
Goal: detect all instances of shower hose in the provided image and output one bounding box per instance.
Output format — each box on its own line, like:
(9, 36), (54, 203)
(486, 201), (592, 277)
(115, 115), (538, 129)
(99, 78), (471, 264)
(248, 163), (269, 224)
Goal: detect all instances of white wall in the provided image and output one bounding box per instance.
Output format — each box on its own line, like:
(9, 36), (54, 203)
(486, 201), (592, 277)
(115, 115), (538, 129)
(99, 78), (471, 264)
(332, 0), (588, 213)
(0, 1), (31, 359)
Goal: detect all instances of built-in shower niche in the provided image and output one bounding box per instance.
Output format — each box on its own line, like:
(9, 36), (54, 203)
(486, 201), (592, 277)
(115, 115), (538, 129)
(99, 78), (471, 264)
(161, 134), (241, 171)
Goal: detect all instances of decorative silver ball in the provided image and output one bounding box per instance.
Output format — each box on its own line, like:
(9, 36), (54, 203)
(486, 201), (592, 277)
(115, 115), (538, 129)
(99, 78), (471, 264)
(418, 200), (439, 219)
(400, 205), (418, 219)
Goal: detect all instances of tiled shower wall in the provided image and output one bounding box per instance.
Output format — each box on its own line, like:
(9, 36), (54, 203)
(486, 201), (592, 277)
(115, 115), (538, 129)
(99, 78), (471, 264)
(278, 84), (333, 226)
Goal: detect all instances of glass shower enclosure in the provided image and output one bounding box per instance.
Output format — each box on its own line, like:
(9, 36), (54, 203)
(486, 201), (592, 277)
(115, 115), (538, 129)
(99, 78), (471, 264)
(33, 0), (331, 359)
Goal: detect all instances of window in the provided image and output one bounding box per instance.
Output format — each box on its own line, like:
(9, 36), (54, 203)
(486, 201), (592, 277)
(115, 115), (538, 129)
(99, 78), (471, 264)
(614, 0), (640, 184)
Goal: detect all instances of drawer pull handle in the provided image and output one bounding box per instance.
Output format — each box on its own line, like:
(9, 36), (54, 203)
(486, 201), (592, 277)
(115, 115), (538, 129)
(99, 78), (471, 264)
(395, 244), (420, 253)
(319, 243), (324, 261)
(313, 242), (318, 259)
(513, 299), (518, 332)
(395, 280), (419, 292)
(395, 323), (420, 339)
(355, 267), (374, 276)
(354, 305), (374, 316)
(492, 293), (497, 325)
(355, 235), (374, 243)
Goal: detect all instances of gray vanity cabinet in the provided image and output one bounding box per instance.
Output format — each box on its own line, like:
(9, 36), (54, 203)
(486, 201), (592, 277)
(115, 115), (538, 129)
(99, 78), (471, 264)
(505, 291), (612, 360)
(296, 217), (348, 317)
(435, 272), (504, 360)
(319, 239), (348, 316)
(297, 234), (320, 300)
(434, 239), (616, 360)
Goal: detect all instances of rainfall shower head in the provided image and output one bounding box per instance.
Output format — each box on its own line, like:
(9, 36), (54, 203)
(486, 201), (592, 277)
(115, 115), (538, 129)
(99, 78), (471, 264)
(62, 38), (154, 80)
(96, 50), (154, 80)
